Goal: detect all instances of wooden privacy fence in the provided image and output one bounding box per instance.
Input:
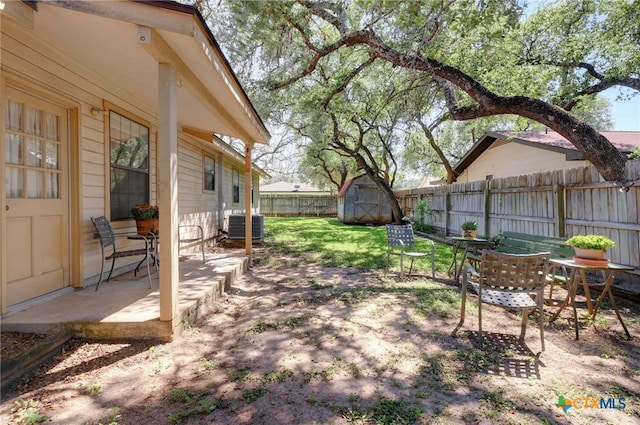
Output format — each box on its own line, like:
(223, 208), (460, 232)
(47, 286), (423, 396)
(395, 161), (640, 272)
(259, 194), (337, 217)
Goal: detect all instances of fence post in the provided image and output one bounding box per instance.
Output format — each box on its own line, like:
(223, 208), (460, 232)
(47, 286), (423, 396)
(483, 183), (491, 238)
(555, 183), (566, 237)
(445, 191), (451, 236)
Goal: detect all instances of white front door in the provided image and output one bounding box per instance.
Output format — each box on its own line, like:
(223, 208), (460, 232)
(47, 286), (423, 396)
(4, 87), (69, 306)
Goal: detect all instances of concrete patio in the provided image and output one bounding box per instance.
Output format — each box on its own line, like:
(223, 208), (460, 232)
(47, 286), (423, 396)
(0, 249), (249, 340)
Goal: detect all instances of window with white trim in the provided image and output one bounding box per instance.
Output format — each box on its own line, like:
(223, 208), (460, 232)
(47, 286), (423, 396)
(109, 110), (150, 220)
(204, 155), (215, 191)
(232, 168), (240, 203)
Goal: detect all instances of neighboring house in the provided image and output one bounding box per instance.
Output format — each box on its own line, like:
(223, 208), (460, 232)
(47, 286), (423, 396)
(453, 130), (640, 183)
(0, 0), (269, 327)
(337, 174), (393, 224)
(260, 182), (331, 195)
(419, 175), (445, 187)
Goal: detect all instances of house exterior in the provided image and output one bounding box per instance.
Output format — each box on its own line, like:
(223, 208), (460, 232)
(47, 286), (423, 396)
(0, 0), (270, 330)
(337, 174), (393, 224)
(453, 130), (640, 183)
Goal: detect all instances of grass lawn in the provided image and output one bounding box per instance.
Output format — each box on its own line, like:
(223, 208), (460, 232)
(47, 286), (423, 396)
(263, 216), (453, 275)
(3, 217), (639, 425)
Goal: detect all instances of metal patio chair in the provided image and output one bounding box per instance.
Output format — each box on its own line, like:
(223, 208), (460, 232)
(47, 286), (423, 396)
(385, 223), (435, 279)
(91, 216), (155, 291)
(179, 224), (205, 263)
(456, 250), (551, 353)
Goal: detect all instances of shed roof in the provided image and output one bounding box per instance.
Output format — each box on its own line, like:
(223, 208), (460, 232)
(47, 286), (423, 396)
(337, 174), (375, 197)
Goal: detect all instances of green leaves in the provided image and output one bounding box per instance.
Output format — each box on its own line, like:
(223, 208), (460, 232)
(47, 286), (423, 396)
(204, 0), (634, 183)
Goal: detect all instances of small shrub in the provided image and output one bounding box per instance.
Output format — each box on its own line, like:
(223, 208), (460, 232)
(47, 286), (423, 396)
(243, 387), (267, 404)
(11, 399), (49, 424)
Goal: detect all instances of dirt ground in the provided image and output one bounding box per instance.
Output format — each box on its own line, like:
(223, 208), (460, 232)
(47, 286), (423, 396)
(1, 247), (639, 425)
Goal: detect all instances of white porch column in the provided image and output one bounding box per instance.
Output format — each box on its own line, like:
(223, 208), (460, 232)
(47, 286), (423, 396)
(244, 142), (254, 256)
(158, 63), (179, 322)
(217, 152), (225, 232)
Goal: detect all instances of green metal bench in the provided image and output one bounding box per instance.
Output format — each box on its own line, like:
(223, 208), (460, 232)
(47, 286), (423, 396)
(469, 231), (573, 302)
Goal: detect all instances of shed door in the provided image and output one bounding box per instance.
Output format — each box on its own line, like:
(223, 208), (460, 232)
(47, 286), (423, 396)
(4, 88), (69, 306)
(354, 184), (379, 223)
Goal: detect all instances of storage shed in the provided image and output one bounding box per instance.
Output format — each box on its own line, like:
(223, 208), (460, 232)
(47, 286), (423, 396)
(337, 174), (393, 224)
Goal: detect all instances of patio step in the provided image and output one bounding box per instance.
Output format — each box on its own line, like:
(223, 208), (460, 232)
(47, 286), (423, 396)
(0, 252), (249, 341)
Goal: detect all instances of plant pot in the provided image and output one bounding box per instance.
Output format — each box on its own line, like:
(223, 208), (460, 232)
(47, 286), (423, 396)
(135, 218), (159, 236)
(462, 229), (477, 239)
(573, 247), (605, 260)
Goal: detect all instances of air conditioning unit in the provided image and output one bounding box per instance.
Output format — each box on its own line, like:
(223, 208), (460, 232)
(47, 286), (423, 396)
(228, 214), (264, 241)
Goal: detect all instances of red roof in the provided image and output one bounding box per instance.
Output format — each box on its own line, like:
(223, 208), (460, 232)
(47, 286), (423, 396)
(494, 130), (640, 152)
(337, 178), (354, 197)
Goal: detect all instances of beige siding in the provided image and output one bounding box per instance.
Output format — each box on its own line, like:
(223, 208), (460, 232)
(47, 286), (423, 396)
(177, 133), (219, 244)
(2, 18), (152, 287)
(457, 142), (589, 183)
(177, 133), (262, 249)
(2, 17), (256, 289)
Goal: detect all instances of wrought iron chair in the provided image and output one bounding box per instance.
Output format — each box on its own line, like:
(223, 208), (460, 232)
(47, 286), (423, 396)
(456, 250), (551, 353)
(179, 225), (205, 263)
(91, 216), (155, 291)
(385, 224), (435, 279)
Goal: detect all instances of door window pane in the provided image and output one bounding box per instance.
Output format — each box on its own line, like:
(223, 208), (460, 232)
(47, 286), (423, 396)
(26, 170), (43, 198)
(45, 113), (59, 141)
(46, 172), (60, 198)
(5, 134), (23, 164)
(27, 138), (42, 167)
(26, 106), (42, 136)
(5, 100), (22, 131)
(46, 142), (59, 169)
(6, 168), (23, 198)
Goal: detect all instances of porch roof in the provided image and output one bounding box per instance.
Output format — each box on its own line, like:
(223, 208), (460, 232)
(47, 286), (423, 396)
(30, 0), (270, 144)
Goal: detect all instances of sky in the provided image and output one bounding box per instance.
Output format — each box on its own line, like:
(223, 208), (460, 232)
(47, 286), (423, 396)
(523, 1), (639, 131)
(604, 88), (640, 131)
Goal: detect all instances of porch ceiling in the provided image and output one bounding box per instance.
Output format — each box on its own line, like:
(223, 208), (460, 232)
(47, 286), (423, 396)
(34, 1), (269, 144)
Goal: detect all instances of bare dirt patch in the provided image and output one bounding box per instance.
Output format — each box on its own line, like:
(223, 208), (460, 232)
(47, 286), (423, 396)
(2, 248), (639, 425)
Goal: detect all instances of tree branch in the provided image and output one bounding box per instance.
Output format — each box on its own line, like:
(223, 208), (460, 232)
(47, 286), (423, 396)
(269, 7), (628, 181)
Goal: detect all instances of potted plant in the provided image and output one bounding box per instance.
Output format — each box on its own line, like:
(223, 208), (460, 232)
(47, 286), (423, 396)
(461, 221), (478, 239)
(566, 234), (616, 260)
(130, 204), (159, 236)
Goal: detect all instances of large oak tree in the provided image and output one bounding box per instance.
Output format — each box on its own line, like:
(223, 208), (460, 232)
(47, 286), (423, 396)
(223, 0), (637, 184)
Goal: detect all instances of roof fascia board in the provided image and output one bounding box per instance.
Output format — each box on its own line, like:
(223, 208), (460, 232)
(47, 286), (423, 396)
(452, 134), (498, 174)
(140, 28), (254, 142)
(160, 0), (270, 143)
(190, 22), (270, 144)
(183, 127), (269, 177)
(158, 0), (270, 142)
(41, 0), (195, 35)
